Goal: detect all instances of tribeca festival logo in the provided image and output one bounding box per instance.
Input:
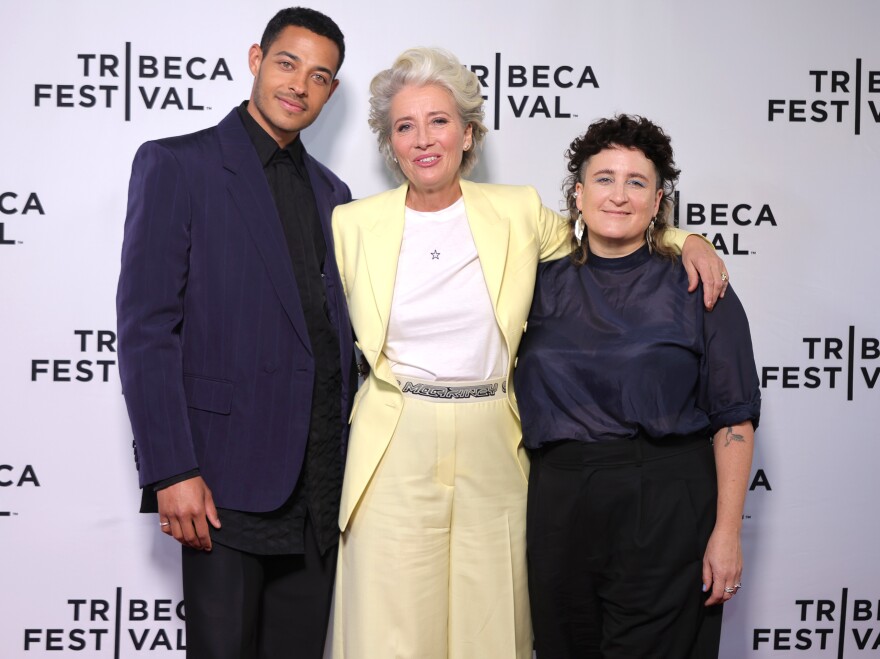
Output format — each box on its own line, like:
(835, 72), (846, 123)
(0, 190), (44, 247)
(753, 589), (880, 654)
(23, 589), (186, 654)
(462, 54), (599, 129)
(761, 327), (879, 401)
(670, 190), (778, 256)
(31, 330), (117, 383)
(33, 44), (233, 121)
(768, 59), (880, 135)
(0, 463), (40, 520)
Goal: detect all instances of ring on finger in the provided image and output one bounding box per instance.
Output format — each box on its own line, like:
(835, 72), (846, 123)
(159, 521), (171, 527)
(724, 586), (736, 594)
(720, 272), (729, 282)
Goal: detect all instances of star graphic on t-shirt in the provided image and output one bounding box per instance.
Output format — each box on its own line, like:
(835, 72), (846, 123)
(431, 250), (440, 259)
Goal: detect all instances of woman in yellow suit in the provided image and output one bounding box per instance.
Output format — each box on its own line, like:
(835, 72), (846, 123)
(330, 47), (728, 659)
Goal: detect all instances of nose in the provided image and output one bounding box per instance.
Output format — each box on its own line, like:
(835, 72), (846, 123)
(414, 123), (432, 149)
(610, 181), (628, 204)
(289, 72), (307, 96)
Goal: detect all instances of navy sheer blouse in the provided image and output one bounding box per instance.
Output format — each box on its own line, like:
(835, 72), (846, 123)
(515, 245), (761, 449)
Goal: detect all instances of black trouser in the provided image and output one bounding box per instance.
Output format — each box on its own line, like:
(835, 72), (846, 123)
(181, 516), (337, 659)
(527, 436), (723, 659)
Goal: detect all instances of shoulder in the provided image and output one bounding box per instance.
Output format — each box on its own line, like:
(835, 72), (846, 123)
(131, 127), (220, 178)
(334, 185), (404, 218)
(304, 152), (352, 200)
(145, 124), (219, 156)
(462, 180), (541, 204)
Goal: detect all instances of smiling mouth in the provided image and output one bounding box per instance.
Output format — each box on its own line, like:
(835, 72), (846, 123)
(278, 96), (306, 112)
(415, 156), (440, 164)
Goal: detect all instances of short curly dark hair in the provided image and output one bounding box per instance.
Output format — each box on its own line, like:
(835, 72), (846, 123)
(563, 114), (680, 263)
(259, 7), (345, 75)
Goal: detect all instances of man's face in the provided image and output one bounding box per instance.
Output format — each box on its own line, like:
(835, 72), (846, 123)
(247, 25), (340, 147)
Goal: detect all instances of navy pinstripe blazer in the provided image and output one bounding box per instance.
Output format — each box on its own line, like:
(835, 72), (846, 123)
(117, 108), (354, 512)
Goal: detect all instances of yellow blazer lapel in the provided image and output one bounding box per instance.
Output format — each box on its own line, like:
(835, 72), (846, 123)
(461, 180), (510, 310)
(360, 184), (408, 356)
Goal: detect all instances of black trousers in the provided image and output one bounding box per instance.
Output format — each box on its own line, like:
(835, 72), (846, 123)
(527, 437), (723, 659)
(181, 516), (337, 659)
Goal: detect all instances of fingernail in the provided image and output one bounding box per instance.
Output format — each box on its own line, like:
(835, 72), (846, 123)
(702, 584), (708, 592)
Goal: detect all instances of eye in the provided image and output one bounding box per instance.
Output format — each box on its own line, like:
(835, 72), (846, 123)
(627, 179), (647, 188)
(431, 117), (449, 126)
(279, 60), (293, 70)
(594, 176), (613, 184)
(395, 122), (413, 133)
(311, 73), (329, 85)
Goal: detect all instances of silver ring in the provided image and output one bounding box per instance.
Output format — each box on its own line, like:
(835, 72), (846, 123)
(724, 586), (736, 594)
(734, 583), (742, 590)
(720, 272), (729, 282)
(159, 521), (171, 527)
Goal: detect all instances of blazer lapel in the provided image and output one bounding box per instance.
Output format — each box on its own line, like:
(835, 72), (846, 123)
(360, 184), (407, 354)
(216, 110), (312, 354)
(461, 180), (510, 309)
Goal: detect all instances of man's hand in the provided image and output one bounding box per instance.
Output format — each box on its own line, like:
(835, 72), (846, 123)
(157, 476), (221, 551)
(681, 234), (730, 310)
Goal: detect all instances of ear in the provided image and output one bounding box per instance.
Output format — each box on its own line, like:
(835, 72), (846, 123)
(653, 187), (663, 216)
(464, 123), (474, 148)
(575, 182), (584, 213)
(248, 43), (262, 77)
(328, 78), (340, 99)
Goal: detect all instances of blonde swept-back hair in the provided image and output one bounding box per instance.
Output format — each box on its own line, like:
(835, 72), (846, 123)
(368, 47), (488, 180)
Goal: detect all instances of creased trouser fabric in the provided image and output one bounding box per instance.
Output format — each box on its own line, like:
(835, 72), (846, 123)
(332, 385), (532, 659)
(528, 436), (722, 659)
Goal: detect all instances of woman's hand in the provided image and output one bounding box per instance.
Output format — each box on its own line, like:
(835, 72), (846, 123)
(681, 234), (729, 309)
(702, 524), (743, 606)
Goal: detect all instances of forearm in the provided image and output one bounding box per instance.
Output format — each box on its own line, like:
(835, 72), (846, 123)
(712, 421), (755, 533)
(661, 227), (712, 253)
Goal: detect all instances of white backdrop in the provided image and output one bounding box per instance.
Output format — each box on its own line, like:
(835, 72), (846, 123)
(2, 1), (879, 656)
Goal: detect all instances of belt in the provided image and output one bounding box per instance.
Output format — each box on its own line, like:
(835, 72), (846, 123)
(397, 376), (507, 404)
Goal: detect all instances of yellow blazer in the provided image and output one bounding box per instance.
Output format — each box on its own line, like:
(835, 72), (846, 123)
(331, 180), (569, 530)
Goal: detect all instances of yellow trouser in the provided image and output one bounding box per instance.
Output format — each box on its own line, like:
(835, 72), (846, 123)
(332, 379), (531, 658)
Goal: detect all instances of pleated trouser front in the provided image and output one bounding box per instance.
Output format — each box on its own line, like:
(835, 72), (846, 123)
(332, 387), (531, 659)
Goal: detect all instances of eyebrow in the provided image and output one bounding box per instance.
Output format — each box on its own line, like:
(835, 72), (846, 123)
(592, 168), (649, 180)
(393, 110), (453, 125)
(274, 50), (334, 77)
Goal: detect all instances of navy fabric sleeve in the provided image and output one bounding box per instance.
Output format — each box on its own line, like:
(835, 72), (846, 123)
(698, 285), (762, 433)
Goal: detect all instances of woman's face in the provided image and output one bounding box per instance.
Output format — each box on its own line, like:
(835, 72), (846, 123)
(575, 145), (663, 257)
(389, 84), (473, 206)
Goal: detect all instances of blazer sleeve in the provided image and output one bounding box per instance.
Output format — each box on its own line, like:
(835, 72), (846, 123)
(116, 141), (198, 487)
(661, 226), (712, 253)
(534, 196), (570, 262)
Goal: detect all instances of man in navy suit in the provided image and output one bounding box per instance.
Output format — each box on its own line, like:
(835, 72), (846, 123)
(117, 7), (354, 657)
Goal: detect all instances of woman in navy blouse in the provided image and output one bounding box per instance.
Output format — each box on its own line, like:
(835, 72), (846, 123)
(516, 115), (760, 658)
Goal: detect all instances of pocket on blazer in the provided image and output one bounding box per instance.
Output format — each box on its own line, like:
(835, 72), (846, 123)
(183, 374), (234, 415)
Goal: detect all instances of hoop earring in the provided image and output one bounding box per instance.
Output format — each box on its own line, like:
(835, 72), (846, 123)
(646, 218), (656, 254)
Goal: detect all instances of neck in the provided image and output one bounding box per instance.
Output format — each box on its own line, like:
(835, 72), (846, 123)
(405, 179), (463, 212)
(246, 100), (299, 149)
(587, 235), (647, 259)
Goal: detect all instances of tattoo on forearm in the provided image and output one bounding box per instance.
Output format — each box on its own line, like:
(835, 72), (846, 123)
(724, 426), (745, 447)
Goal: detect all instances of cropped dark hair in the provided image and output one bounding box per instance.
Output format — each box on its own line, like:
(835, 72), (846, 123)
(259, 7), (345, 75)
(563, 114), (680, 263)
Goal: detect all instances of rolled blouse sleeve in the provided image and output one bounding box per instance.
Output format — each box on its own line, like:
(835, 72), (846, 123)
(699, 285), (762, 433)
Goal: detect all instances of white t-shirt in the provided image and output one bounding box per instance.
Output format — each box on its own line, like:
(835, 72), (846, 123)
(384, 198), (507, 382)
